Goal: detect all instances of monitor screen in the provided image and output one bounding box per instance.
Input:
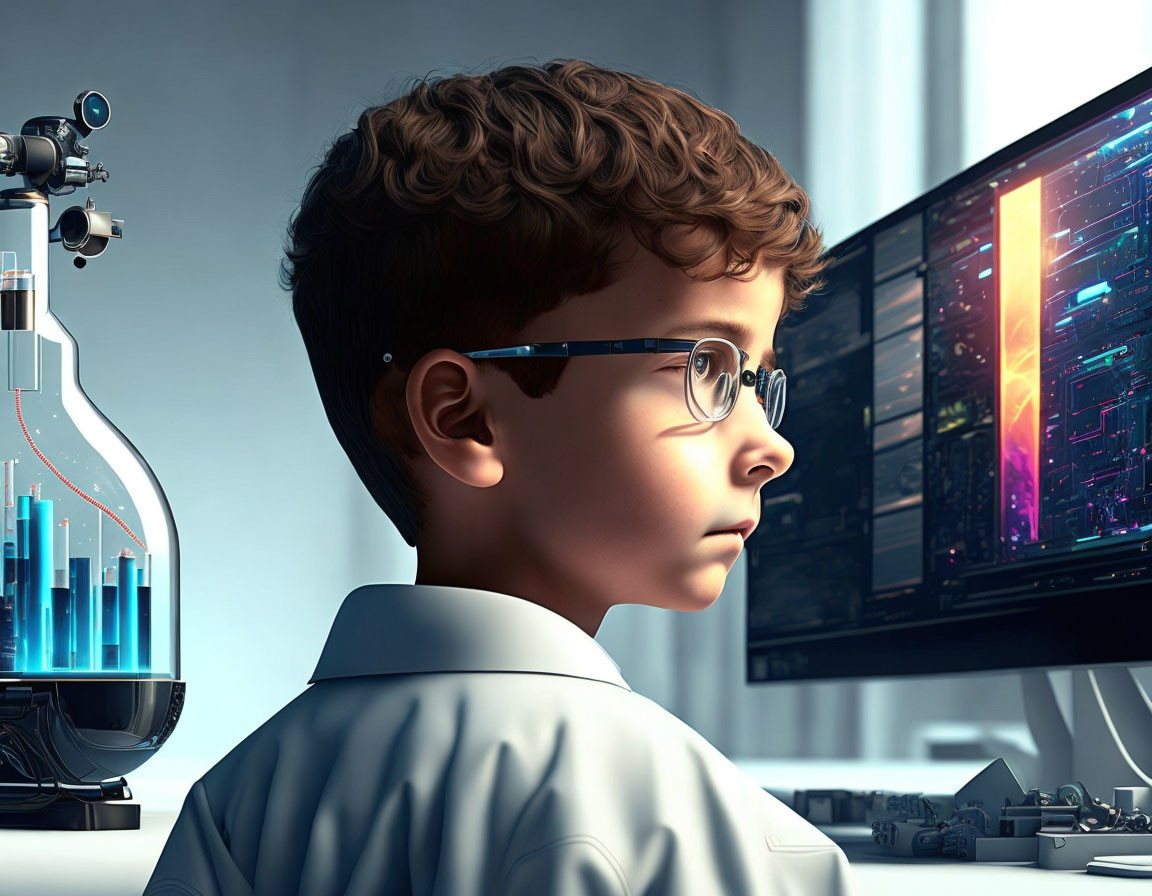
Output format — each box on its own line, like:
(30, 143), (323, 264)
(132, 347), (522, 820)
(747, 65), (1152, 683)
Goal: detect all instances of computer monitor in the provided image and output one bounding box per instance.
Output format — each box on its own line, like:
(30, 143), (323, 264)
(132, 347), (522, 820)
(747, 64), (1152, 685)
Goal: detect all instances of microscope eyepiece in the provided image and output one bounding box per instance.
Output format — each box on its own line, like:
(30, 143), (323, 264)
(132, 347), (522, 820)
(56, 201), (119, 258)
(73, 91), (110, 136)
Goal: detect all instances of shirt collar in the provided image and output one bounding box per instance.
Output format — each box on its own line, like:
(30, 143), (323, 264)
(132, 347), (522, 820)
(309, 583), (630, 691)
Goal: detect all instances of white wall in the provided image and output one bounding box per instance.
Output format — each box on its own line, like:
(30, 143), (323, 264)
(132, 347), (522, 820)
(962, 0), (1152, 169)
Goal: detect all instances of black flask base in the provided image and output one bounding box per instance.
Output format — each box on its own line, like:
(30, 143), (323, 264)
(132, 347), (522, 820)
(0, 793), (140, 829)
(0, 678), (185, 830)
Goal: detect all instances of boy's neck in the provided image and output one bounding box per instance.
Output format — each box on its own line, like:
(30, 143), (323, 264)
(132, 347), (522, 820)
(413, 560), (609, 637)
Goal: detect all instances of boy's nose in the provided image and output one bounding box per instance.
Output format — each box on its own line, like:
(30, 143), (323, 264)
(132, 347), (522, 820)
(727, 387), (793, 481)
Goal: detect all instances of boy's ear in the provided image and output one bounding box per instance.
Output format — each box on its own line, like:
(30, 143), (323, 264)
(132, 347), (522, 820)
(401, 349), (505, 489)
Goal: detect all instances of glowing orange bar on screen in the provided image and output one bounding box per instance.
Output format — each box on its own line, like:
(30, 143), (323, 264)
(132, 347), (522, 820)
(998, 177), (1042, 551)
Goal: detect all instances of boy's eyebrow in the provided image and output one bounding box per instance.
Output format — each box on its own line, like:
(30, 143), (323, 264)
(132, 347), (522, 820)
(663, 319), (778, 370)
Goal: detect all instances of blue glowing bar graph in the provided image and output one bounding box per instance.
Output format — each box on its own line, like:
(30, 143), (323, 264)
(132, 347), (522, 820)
(28, 494), (51, 672)
(101, 575), (118, 670)
(0, 466), (152, 675)
(69, 557), (92, 670)
(118, 552), (137, 672)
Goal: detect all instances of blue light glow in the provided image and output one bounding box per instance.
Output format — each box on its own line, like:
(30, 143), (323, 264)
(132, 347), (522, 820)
(1076, 281), (1112, 304)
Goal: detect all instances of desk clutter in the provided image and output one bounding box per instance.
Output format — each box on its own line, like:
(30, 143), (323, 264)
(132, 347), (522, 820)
(792, 757), (1152, 872)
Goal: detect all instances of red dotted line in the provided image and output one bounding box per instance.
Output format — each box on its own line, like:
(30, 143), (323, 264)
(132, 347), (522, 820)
(14, 388), (147, 552)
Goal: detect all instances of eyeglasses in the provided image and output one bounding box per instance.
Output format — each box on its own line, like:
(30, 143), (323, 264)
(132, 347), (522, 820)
(447, 337), (787, 429)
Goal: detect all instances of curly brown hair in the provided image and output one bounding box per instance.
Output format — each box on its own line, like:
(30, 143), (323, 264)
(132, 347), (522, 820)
(280, 58), (826, 548)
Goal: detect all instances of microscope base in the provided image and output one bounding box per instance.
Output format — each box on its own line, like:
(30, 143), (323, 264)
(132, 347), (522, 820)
(0, 793), (140, 830)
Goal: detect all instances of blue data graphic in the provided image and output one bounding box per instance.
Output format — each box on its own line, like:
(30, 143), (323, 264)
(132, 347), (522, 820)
(0, 324), (155, 676)
(924, 93), (1152, 579)
(0, 472), (152, 674)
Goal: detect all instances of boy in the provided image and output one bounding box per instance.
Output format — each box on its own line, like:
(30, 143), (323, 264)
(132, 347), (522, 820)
(145, 59), (856, 895)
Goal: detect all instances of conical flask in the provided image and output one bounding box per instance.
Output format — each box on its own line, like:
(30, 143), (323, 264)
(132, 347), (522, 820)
(0, 187), (183, 830)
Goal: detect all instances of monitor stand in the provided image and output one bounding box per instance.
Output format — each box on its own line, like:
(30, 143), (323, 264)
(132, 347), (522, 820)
(1021, 667), (1152, 798)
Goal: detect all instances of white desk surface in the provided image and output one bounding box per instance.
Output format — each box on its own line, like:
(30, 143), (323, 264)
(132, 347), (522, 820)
(0, 757), (1143, 894)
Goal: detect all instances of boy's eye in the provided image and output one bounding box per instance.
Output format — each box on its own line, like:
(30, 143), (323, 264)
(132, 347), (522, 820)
(664, 354), (711, 374)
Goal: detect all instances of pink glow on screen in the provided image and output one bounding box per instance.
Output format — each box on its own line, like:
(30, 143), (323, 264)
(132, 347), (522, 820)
(997, 178), (1042, 551)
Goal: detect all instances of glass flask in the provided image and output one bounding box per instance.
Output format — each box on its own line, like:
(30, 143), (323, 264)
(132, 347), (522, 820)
(0, 127), (183, 829)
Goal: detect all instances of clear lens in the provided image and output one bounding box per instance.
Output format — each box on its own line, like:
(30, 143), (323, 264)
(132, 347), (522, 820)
(764, 369), (786, 429)
(686, 338), (786, 428)
(686, 339), (740, 421)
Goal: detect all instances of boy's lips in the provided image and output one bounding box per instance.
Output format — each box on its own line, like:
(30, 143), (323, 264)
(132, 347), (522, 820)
(706, 519), (755, 541)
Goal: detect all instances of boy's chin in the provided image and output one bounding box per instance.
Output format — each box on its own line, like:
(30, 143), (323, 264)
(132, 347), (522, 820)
(653, 583), (725, 613)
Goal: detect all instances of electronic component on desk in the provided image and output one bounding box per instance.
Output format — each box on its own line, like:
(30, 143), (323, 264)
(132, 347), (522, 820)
(857, 758), (1152, 866)
(793, 790), (875, 824)
(793, 788), (954, 827)
(1038, 830), (1152, 870)
(1087, 855), (1152, 878)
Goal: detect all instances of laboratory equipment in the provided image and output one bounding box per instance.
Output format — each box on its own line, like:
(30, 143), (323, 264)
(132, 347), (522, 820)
(0, 91), (182, 830)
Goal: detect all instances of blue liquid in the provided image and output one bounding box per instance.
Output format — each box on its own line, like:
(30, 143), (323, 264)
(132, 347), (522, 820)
(69, 558), (92, 670)
(27, 497), (52, 672)
(117, 555), (137, 672)
(101, 582), (118, 670)
(136, 584), (150, 671)
(51, 585), (70, 668)
(4, 492), (155, 675)
(1, 542), (14, 672)
(15, 498), (28, 671)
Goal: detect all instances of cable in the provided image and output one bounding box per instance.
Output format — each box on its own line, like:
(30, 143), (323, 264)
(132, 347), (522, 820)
(13, 387), (146, 552)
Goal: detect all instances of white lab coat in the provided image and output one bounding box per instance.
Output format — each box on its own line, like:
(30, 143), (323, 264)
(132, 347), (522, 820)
(143, 583), (856, 895)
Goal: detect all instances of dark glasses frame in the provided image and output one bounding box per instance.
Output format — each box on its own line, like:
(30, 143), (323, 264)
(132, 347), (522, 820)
(442, 337), (786, 428)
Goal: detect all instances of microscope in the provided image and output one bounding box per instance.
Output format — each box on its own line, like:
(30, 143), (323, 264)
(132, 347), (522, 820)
(0, 91), (183, 830)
